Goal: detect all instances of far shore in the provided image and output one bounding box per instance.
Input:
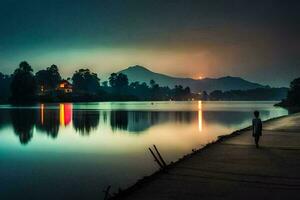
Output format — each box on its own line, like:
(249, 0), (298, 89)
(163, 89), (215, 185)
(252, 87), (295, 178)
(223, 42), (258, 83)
(0, 99), (289, 105)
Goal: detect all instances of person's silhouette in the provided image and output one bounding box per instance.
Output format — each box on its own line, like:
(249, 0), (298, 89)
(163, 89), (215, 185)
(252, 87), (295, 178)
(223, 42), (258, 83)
(252, 111), (262, 148)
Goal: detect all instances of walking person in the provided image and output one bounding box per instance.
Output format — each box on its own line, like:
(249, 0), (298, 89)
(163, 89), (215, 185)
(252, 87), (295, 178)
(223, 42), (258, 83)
(252, 111), (262, 148)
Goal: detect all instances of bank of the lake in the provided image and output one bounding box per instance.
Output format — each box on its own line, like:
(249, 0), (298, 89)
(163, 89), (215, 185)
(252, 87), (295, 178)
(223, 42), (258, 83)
(111, 112), (300, 200)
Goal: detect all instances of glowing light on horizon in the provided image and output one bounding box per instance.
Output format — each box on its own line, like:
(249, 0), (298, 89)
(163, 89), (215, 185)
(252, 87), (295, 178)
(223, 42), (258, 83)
(198, 101), (202, 132)
(198, 76), (203, 80)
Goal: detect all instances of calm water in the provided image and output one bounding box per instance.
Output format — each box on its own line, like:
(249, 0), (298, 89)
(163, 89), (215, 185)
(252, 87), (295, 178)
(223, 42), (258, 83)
(0, 101), (287, 199)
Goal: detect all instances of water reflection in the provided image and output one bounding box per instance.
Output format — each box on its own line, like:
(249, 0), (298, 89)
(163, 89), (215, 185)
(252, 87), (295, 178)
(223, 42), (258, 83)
(59, 103), (72, 126)
(0, 109), (10, 130)
(73, 109), (100, 135)
(0, 102), (286, 145)
(198, 101), (202, 132)
(125, 111), (194, 132)
(0, 101), (288, 200)
(10, 109), (36, 145)
(110, 111), (128, 131)
(204, 110), (269, 126)
(36, 105), (60, 138)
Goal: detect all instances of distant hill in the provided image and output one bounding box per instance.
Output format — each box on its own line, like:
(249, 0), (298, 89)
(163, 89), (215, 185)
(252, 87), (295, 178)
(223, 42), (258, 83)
(118, 65), (266, 92)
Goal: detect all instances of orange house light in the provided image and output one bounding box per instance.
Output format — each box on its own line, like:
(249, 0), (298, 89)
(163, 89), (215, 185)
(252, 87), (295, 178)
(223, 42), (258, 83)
(60, 83), (65, 88)
(60, 103), (72, 126)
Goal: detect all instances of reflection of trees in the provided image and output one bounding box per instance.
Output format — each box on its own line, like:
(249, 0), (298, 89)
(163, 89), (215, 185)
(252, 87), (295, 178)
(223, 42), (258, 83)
(127, 112), (150, 132)
(174, 112), (193, 124)
(109, 111), (194, 133)
(110, 111), (128, 131)
(0, 109), (10, 130)
(203, 111), (270, 126)
(73, 110), (100, 135)
(10, 109), (36, 145)
(102, 111), (108, 123)
(36, 108), (60, 138)
(108, 110), (274, 133)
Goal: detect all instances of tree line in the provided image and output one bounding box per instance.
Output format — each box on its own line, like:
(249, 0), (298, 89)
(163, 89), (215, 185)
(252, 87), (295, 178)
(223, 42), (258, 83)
(1, 61), (296, 104)
(276, 77), (300, 111)
(0, 61), (195, 103)
(208, 87), (288, 101)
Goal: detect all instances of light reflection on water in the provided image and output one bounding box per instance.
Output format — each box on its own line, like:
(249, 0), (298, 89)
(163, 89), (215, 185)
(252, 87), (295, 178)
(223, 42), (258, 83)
(0, 101), (287, 200)
(198, 101), (202, 132)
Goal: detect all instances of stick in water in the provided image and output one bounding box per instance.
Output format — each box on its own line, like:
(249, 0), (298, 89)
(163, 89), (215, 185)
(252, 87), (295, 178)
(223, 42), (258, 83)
(153, 145), (167, 167)
(149, 147), (164, 169)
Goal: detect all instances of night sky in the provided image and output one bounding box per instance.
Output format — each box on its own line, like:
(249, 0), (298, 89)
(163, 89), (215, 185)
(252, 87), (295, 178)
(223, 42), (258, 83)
(0, 0), (299, 86)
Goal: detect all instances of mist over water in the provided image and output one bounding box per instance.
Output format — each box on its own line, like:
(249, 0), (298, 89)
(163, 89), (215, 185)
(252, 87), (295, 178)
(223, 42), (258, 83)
(0, 101), (287, 199)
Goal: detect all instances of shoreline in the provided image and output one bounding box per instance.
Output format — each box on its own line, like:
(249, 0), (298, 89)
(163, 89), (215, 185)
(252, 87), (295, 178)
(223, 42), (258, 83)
(109, 113), (292, 199)
(0, 99), (286, 105)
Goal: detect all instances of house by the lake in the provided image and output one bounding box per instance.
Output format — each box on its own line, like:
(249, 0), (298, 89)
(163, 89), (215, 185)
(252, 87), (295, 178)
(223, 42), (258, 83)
(39, 80), (73, 96)
(57, 80), (73, 93)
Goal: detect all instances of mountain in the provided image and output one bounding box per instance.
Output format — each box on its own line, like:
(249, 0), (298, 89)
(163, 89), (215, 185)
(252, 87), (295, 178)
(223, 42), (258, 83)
(118, 65), (266, 92)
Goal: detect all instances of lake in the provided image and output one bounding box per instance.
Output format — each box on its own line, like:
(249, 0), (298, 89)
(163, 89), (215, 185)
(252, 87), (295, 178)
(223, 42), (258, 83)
(0, 101), (287, 199)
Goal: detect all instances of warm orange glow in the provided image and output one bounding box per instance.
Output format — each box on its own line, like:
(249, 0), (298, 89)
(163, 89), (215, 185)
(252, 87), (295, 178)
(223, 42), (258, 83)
(40, 104), (44, 125)
(60, 103), (72, 126)
(60, 83), (65, 88)
(198, 101), (202, 132)
(60, 104), (65, 126)
(198, 76), (203, 80)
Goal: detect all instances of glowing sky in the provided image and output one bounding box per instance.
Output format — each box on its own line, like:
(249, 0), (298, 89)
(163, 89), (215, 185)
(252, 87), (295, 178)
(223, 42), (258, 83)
(0, 0), (299, 86)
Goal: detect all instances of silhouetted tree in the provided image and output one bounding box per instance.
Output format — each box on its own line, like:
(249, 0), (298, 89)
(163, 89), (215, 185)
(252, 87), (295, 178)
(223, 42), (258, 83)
(3, 63), (198, 102)
(10, 61), (37, 102)
(109, 73), (128, 88)
(201, 91), (208, 100)
(108, 73), (129, 95)
(210, 90), (223, 100)
(173, 85), (191, 100)
(286, 77), (300, 106)
(149, 80), (161, 100)
(72, 69), (100, 93)
(128, 81), (151, 100)
(36, 64), (62, 91)
(150, 79), (156, 88)
(129, 81), (140, 89)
